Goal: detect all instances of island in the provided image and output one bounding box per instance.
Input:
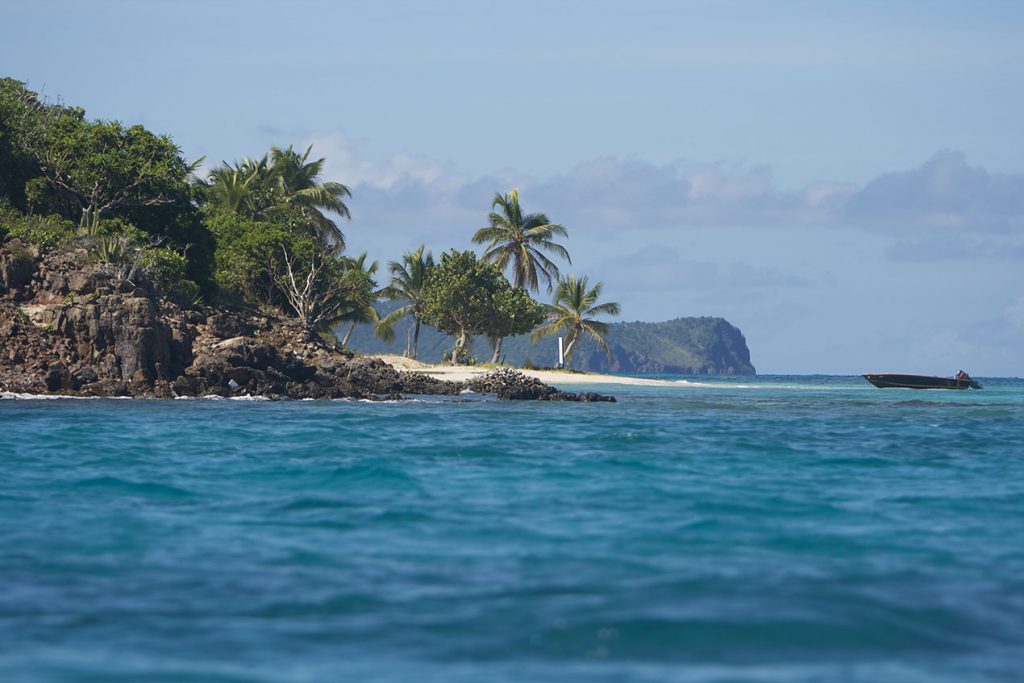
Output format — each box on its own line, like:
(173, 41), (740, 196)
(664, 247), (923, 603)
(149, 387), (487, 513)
(0, 76), (752, 401)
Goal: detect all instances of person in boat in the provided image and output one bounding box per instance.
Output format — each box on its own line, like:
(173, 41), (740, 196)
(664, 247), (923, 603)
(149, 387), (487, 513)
(955, 370), (968, 380)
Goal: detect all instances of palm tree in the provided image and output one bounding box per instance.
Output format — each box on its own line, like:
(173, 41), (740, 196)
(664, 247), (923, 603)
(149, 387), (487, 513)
(471, 188), (570, 363)
(206, 156), (270, 216)
(531, 275), (621, 366)
(337, 251), (382, 348)
(376, 245), (435, 359)
(269, 144), (352, 251)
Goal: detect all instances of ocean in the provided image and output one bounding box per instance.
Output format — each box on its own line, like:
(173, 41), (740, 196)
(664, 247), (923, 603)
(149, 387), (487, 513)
(2, 375), (1022, 682)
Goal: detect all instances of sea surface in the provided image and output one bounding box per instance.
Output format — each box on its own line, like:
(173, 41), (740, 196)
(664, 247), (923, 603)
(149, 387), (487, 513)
(2, 375), (1023, 682)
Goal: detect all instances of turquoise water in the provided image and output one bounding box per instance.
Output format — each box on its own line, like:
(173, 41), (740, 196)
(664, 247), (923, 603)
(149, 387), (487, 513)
(2, 376), (1023, 682)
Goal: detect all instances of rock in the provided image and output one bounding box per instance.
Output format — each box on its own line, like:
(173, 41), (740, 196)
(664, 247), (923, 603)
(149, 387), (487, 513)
(43, 363), (69, 392)
(466, 368), (615, 402)
(0, 240), (37, 294)
(55, 295), (176, 382)
(70, 366), (98, 388)
(206, 312), (253, 339)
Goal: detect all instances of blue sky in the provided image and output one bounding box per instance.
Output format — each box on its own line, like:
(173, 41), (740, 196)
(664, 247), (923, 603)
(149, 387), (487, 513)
(4, 0), (1023, 374)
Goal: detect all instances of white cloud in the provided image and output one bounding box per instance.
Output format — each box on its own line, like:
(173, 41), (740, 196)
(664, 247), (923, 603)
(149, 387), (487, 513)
(305, 132), (468, 192)
(301, 136), (1023, 240)
(1005, 297), (1024, 334)
(845, 150), (1024, 232)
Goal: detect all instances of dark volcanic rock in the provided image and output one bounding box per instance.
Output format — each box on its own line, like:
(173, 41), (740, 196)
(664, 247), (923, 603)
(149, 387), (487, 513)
(0, 240), (36, 297)
(205, 312), (253, 339)
(467, 368), (616, 402)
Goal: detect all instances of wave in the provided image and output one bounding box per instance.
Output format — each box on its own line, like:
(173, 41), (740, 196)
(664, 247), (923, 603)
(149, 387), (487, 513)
(0, 391), (132, 400)
(669, 380), (850, 391)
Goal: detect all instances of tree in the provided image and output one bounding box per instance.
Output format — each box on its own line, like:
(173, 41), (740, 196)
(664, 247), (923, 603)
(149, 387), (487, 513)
(269, 144), (351, 252)
(2, 79), (214, 289)
(471, 189), (570, 363)
(531, 274), (621, 366)
(420, 250), (545, 364)
(205, 157), (269, 216)
(376, 245), (435, 359)
(207, 212), (298, 306)
(278, 245), (372, 340)
(10, 101), (193, 233)
(0, 78), (40, 211)
(205, 144), (352, 253)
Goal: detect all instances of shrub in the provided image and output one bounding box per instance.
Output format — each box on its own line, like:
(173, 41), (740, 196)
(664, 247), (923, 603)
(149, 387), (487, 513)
(3, 212), (75, 250)
(142, 247), (201, 305)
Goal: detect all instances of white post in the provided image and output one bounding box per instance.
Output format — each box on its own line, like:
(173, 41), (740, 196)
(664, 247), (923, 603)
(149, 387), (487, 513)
(557, 336), (564, 368)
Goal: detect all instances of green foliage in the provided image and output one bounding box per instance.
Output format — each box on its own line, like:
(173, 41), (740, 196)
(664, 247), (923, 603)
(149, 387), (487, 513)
(88, 234), (143, 279)
(142, 247), (200, 304)
(335, 251), (383, 347)
(0, 78), (214, 289)
(376, 245), (435, 358)
(471, 188), (570, 292)
(0, 79), (41, 210)
(207, 212), (305, 306)
(532, 274), (621, 365)
(0, 209), (75, 250)
(420, 250), (545, 363)
(204, 144), (351, 252)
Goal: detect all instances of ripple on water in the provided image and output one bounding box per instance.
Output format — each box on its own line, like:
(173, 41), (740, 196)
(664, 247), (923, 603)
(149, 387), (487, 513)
(0, 377), (1022, 682)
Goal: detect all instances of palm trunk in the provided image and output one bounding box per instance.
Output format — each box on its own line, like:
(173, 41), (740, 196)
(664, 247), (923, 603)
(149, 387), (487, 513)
(411, 319), (421, 360)
(341, 320), (356, 347)
(404, 320), (413, 357)
(563, 337), (577, 367)
(452, 329), (468, 364)
(490, 336), (503, 365)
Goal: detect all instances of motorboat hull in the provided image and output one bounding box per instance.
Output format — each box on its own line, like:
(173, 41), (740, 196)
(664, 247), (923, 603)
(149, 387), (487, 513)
(862, 373), (982, 390)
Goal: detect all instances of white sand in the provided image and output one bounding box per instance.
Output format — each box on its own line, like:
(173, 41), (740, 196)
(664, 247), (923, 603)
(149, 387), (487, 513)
(372, 355), (681, 387)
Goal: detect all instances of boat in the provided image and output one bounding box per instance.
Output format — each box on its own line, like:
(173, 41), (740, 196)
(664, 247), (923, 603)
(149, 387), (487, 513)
(862, 372), (982, 390)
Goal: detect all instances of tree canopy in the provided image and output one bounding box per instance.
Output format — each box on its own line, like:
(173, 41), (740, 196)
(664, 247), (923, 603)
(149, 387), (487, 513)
(532, 274), (621, 365)
(420, 250), (545, 363)
(471, 189), (570, 292)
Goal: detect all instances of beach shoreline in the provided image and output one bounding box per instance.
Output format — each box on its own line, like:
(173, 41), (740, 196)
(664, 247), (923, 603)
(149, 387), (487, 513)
(372, 354), (683, 387)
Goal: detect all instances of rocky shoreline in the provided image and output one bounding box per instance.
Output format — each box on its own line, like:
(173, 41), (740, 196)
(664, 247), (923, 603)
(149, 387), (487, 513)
(0, 242), (613, 402)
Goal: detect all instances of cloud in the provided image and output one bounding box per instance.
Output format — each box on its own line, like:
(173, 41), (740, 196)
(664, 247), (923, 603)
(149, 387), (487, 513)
(884, 234), (1024, 262)
(846, 150), (1024, 232)
(1005, 297), (1024, 334)
(300, 134), (1024, 258)
(600, 245), (814, 292)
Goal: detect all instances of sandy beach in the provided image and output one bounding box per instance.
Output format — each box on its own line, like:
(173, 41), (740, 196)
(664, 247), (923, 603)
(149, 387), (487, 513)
(372, 354), (682, 387)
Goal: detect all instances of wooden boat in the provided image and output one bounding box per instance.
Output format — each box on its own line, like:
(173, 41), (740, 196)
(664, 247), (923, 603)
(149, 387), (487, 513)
(862, 372), (982, 390)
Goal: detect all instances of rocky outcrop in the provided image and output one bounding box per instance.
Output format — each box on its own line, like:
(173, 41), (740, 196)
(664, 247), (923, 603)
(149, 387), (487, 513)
(0, 239), (37, 295)
(0, 245), (614, 402)
(467, 368), (616, 402)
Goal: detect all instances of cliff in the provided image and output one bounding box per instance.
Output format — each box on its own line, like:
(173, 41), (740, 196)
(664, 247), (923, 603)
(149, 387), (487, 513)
(562, 317), (756, 375)
(0, 242), (609, 401)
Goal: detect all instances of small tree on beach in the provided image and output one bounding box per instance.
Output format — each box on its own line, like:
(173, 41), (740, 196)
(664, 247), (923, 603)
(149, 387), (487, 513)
(421, 250), (545, 364)
(532, 274), (621, 366)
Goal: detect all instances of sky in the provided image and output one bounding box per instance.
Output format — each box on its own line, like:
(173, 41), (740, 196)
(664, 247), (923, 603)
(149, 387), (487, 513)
(3, 0), (1023, 375)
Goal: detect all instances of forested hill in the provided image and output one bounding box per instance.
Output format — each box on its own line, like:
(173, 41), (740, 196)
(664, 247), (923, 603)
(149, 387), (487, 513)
(342, 315), (756, 375)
